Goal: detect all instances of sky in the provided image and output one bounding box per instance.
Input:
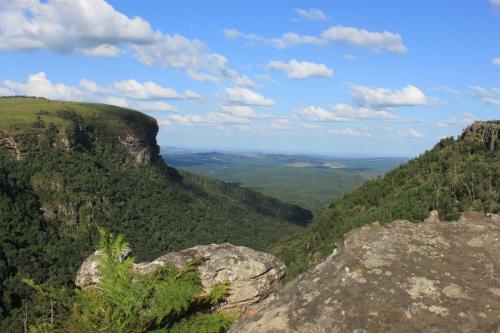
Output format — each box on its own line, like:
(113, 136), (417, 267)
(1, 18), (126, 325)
(0, 0), (499, 157)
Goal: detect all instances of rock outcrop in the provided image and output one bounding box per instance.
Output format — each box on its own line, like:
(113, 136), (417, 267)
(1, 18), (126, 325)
(460, 121), (500, 151)
(76, 243), (286, 311)
(231, 215), (500, 333)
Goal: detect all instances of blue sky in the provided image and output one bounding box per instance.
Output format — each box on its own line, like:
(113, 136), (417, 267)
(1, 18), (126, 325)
(0, 0), (499, 157)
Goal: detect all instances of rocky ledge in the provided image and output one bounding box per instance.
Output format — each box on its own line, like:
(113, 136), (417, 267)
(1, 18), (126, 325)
(75, 243), (286, 311)
(460, 121), (500, 151)
(231, 214), (500, 333)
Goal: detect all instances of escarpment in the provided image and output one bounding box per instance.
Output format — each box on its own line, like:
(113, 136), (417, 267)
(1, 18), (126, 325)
(0, 97), (160, 166)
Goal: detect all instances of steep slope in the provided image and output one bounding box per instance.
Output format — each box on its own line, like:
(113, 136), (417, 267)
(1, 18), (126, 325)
(274, 121), (500, 278)
(0, 97), (312, 330)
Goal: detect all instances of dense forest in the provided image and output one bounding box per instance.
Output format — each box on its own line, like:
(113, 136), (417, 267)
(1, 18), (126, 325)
(0, 98), (312, 331)
(274, 121), (500, 278)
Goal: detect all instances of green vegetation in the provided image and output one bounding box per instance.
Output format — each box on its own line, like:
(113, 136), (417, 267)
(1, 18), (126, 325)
(0, 96), (156, 135)
(164, 151), (406, 210)
(0, 98), (311, 332)
(66, 229), (233, 332)
(274, 132), (500, 278)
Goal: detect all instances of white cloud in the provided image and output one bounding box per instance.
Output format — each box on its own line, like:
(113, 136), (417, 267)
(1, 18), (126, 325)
(329, 128), (371, 137)
(0, 87), (13, 96)
(267, 59), (333, 79)
(224, 87), (275, 106)
(270, 32), (325, 48)
(398, 128), (424, 139)
(470, 85), (500, 106)
(0, 1), (250, 85)
(111, 80), (182, 100)
(321, 26), (407, 53)
(132, 34), (254, 86)
(330, 103), (399, 120)
(493, 58), (500, 67)
(436, 112), (476, 128)
(295, 104), (399, 122)
(225, 25), (407, 53)
(0, 0), (155, 54)
(1, 73), (192, 112)
(294, 106), (349, 122)
(294, 8), (328, 22)
(168, 113), (250, 125)
(79, 44), (121, 57)
(219, 105), (258, 118)
(491, 0), (500, 7)
(134, 101), (178, 112)
(80, 79), (199, 100)
(349, 84), (429, 108)
(3, 72), (87, 101)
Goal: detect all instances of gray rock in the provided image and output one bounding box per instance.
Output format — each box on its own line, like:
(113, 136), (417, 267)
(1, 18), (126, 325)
(75, 243), (286, 311)
(230, 215), (500, 333)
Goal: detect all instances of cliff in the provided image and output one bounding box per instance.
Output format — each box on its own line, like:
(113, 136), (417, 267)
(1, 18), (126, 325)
(0, 97), (160, 165)
(232, 213), (500, 332)
(460, 120), (500, 151)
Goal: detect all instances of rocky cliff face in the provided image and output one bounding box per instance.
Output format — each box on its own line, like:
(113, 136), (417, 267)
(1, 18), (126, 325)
(460, 121), (500, 151)
(231, 214), (500, 333)
(76, 243), (286, 312)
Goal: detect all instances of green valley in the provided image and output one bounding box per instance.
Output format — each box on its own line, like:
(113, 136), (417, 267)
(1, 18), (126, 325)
(163, 150), (406, 210)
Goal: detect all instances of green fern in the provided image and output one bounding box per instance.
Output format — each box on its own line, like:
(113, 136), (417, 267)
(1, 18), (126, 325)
(68, 228), (234, 332)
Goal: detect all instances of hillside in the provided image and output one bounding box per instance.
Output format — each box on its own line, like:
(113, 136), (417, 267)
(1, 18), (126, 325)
(0, 97), (312, 331)
(164, 150), (406, 210)
(274, 121), (500, 278)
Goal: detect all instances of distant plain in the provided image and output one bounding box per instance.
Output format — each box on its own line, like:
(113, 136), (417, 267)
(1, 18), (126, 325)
(162, 148), (407, 210)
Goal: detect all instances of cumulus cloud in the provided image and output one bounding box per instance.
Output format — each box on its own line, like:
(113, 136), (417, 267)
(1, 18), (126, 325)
(1, 72), (188, 113)
(0, 86), (13, 96)
(491, 0), (500, 7)
(111, 80), (182, 100)
(225, 25), (407, 53)
(219, 105), (258, 118)
(321, 26), (407, 53)
(349, 84), (429, 108)
(330, 103), (399, 120)
(79, 79), (199, 100)
(0, 0), (251, 85)
(294, 106), (349, 122)
(493, 58), (500, 67)
(295, 104), (399, 122)
(294, 84), (428, 123)
(0, 0), (154, 54)
(224, 87), (275, 106)
(3, 72), (88, 101)
(132, 34), (255, 86)
(267, 59), (333, 79)
(294, 8), (328, 21)
(329, 128), (371, 137)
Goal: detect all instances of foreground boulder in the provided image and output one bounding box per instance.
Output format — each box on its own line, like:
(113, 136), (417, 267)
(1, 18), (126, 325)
(76, 243), (286, 311)
(231, 215), (500, 332)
